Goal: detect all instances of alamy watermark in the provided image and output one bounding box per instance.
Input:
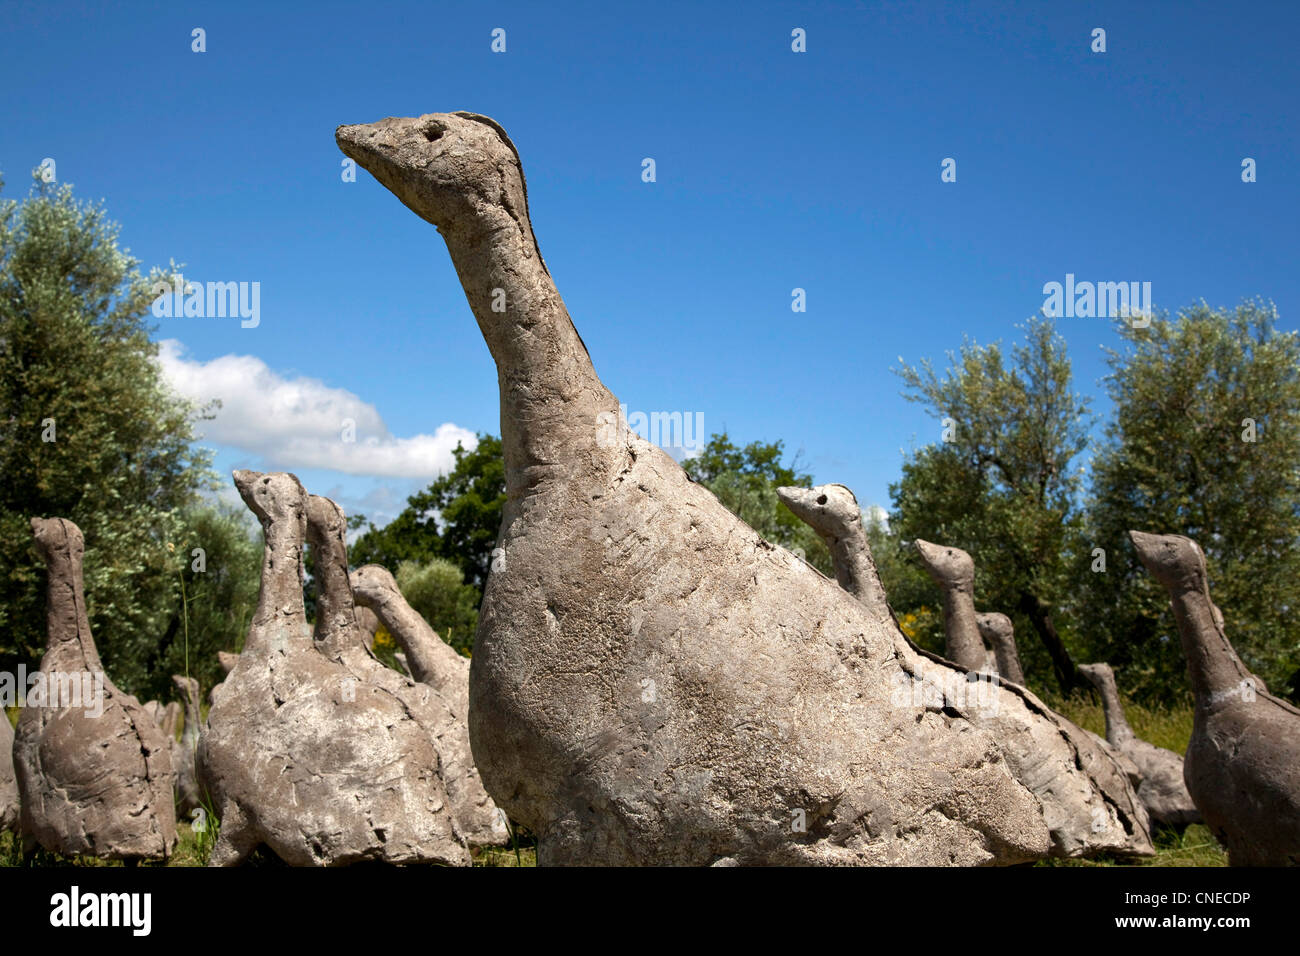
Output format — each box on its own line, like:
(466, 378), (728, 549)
(891, 667), (1001, 717)
(596, 403), (705, 455)
(151, 274), (260, 328)
(0, 665), (104, 718)
(1042, 274), (1151, 326)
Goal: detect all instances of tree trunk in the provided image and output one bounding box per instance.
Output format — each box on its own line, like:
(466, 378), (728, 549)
(1018, 591), (1078, 693)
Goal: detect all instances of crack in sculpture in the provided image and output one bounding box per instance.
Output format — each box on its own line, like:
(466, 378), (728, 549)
(1130, 530), (1300, 864)
(779, 484), (1152, 858)
(15, 518), (176, 862)
(335, 111), (1120, 865)
(196, 471), (469, 866)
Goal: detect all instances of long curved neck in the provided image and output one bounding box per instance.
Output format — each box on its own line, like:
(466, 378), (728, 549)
(1093, 672), (1135, 747)
(989, 636), (1025, 686)
(441, 212), (616, 500)
(41, 545), (102, 674)
(308, 524), (360, 660)
(369, 594), (465, 703)
(823, 528), (890, 620)
(1168, 579), (1253, 704)
(940, 581), (986, 671)
(246, 516), (307, 656)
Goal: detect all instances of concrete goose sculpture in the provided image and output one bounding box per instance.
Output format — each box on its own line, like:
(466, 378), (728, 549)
(349, 564), (470, 707)
(15, 518), (176, 862)
(1130, 531), (1300, 864)
(337, 111), (1121, 865)
(196, 472), (468, 866)
(913, 540), (993, 672)
(1076, 662), (1200, 830)
(975, 612), (1025, 686)
(778, 484), (1152, 858)
(307, 497), (507, 849)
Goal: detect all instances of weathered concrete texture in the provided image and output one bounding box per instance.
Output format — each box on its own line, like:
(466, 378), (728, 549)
(311, 512), (505, 849)
(172, 676), (203, 817)
(196, 472), (469, 866)
(775, 484), (891, 620)
(354, 605), (380, 651)
(781, 486), (1152, 858)
(15, 518), (176, 861)
(338, 112), (1080, 866)
(0, 715), (18, 833)
(351, 564), (512, 848)
(975, 613), (1025, 687)
(1085, 729), (1144, 791)
(912, 540), (991, 673)
(1078, 662), (1200, 830)
(1131, 531), (1300, 865)
(350, 565), (470, 709)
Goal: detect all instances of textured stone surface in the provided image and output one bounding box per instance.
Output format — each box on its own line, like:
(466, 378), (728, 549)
(1131, 531), (1300, 864)
(913, 540), (990, 672)
(337, 112), (1082, 866)
(196, 472), (469, 866)
(775, 484), (891, 620)
(782, 485), (1152, 858)
(1078, 663), (1199, 829)
(976, 613), (1025, 687)
(15, 518), (176, 861)
(217, 651), (239, 675)
(354, 605), (380, 651)
(350, 565), (512, 846)
(350, 565), (470, 709)
(0, 714), (18, 833)
(172, 675), (203, 817)
(313, 519), (505, 849)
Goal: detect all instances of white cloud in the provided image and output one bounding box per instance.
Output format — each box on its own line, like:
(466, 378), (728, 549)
(158, 340), (477, 479)
(864, 504), (890, 531)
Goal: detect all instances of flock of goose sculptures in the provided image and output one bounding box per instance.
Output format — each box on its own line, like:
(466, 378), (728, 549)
(2, 112), (1298, 868)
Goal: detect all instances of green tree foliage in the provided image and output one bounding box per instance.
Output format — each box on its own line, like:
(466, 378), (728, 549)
(393, 558), (481, 656)
(160, 504), (261, 699)
(888, 317), (1093, 691)
(0, 172), (218, 698)
(1080, 302), (1300, 701)
(351, 435), (505, 591)
(683, 433), (832, 575)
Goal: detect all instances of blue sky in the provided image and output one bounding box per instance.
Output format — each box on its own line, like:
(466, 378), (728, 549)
(4, 1), (1298, 527)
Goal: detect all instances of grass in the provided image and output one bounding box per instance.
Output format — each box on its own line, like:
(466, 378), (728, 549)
(1048, 689), (1195, 755)
(472, 846), (538, 867)
(1041, 824), (1228, 867)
